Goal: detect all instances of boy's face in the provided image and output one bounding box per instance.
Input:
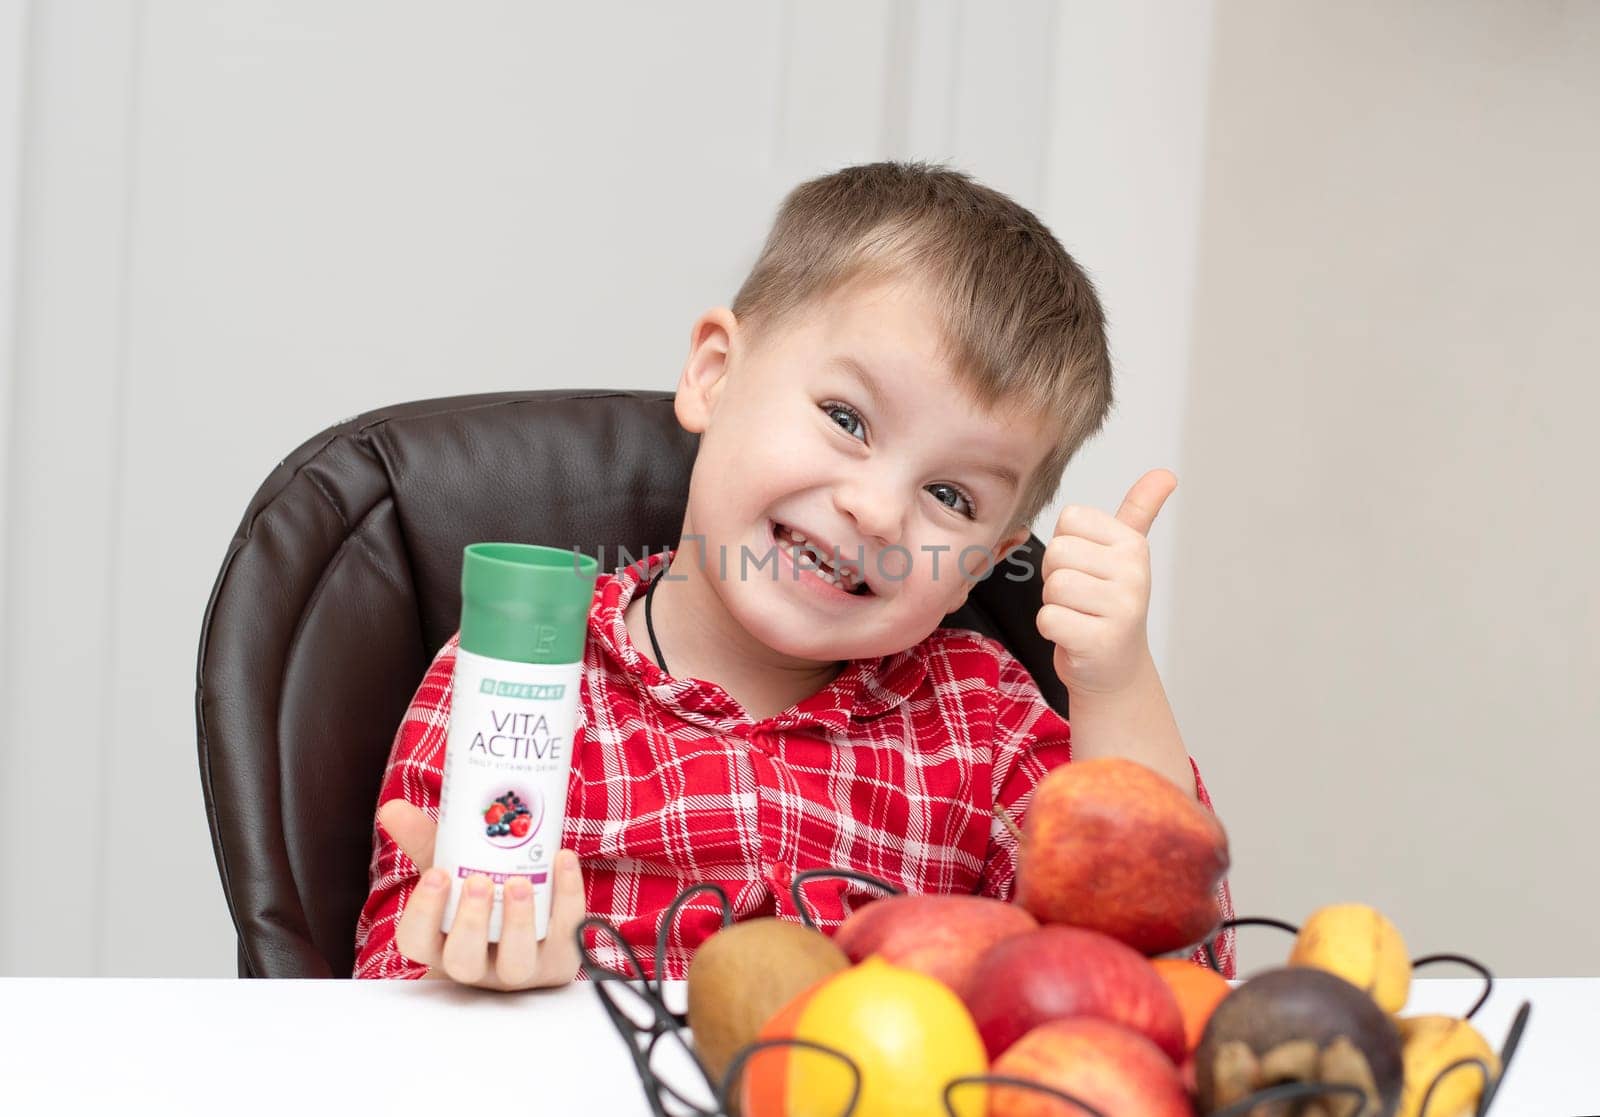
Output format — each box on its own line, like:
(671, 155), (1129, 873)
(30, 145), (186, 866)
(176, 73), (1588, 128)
(672, 278), (1051, 665)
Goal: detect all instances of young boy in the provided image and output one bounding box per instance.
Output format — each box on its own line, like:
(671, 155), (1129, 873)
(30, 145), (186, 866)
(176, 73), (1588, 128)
(354, 162), (1234, 988)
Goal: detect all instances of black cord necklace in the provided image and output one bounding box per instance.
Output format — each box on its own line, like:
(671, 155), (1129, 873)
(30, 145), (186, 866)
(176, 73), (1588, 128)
(643, 566), (669, 675)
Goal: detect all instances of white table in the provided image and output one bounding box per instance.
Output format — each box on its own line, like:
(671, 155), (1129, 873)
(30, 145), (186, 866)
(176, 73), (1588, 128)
(0, 977), (1592, 1113)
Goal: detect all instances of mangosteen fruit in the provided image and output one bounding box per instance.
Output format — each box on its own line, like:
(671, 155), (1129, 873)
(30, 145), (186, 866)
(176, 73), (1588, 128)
(1195, 966), (1404, 1117)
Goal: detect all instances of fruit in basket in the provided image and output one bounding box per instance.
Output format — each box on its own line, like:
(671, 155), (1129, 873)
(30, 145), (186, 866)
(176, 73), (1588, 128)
(1015, 757), (1229, 956)
(1289, 903), (1413, 1014)
(741, 957), (988, 1117)
(1152, 957), (1232, 1057)
(991, 1017), (1192, 1117)
(1195, 967), (1404, 1116)
(1395, 1015), (1499, 1117)
(687, 918), (849, 1091)
(834, 894), (1037, 997)
(962, 924), (1186, 1063)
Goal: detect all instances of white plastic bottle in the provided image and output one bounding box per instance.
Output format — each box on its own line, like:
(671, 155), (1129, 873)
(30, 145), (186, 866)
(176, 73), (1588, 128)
(432, 543), (598, 942)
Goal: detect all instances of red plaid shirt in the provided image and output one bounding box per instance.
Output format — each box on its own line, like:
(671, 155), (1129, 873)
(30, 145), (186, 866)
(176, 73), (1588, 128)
(355, 549), (1235, 980)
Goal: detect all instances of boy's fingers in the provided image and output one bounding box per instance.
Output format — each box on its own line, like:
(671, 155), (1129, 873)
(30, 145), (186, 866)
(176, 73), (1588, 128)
(494, 877), (540, 988)
(1041, 535), (1119, 582)
(394, 867), (448, 968)
(1036, 602), (1102, 650)
(377, 800), (438, 871)
(440, 874), (494, 984)
(1050, 503), (1122, 547)
(539, 850), (587, 984)
(1043, 568), (1117, 618)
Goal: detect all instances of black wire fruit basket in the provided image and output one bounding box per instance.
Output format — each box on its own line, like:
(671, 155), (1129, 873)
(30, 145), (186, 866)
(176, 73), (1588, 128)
(575, 869), (1531, 1117)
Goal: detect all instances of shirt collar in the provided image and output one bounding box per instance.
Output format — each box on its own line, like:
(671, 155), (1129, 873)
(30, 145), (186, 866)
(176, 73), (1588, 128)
(593, 548), (926, 734)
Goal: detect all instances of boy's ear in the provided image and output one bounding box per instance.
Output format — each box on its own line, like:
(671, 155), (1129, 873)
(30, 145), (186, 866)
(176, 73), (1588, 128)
(996, 526), (1031, 561)
(950, 527), (1032, 609)
(674, 307), (739, 434)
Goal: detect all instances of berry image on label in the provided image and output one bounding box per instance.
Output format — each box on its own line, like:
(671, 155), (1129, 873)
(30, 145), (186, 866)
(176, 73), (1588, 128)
(481, 787), (543, 849)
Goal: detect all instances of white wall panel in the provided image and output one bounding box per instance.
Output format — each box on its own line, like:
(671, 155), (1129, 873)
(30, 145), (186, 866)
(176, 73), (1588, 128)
(947, 0), (1058, 210)
(0, 0), (141, 975)
(776, 0), (896, 173)
(0, 0), (25, 734)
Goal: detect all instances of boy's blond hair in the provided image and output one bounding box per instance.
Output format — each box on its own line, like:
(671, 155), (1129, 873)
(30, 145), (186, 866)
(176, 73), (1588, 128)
(732, 161), (1113, 535)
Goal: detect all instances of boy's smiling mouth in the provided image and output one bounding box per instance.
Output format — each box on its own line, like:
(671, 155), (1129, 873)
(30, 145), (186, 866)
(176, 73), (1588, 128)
(769, 520), (873, 596)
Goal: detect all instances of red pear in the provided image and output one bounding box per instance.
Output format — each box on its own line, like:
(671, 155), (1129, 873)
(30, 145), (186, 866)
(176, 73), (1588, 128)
(833, 894), (1037, 998)
(1016, 756), (1229, 956)
(962, 924), (1187, 1063)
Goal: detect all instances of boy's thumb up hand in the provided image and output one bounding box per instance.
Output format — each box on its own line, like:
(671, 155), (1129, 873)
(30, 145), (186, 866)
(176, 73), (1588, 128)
(378, 799), (437, 870)
(1037, 469), (1175, 697)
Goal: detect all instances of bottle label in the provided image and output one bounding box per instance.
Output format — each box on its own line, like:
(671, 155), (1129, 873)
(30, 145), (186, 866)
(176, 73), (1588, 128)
(434, 646), (583, 943)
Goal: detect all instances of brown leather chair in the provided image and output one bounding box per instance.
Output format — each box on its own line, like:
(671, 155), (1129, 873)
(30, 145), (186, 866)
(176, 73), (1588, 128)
(195, 389), (1069, 978)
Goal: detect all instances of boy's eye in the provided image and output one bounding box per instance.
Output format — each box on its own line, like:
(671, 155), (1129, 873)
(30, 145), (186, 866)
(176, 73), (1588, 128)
(822, 402), (867, 441)
(927, 483), (976, 520)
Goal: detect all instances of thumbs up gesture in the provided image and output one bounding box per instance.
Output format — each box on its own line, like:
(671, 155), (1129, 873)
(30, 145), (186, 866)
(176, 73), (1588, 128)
(1036, 469), (1176, 697)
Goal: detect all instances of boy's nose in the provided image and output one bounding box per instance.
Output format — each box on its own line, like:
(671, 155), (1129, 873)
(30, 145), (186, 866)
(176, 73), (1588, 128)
(833, 475), (902, 547)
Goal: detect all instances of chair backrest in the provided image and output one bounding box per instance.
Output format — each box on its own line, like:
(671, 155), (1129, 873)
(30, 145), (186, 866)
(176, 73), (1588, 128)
(195, 389), (1069, 977)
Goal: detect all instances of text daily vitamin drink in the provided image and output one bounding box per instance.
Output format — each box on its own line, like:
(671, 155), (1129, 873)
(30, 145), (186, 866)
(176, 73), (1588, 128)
(433, 543), (598, 942)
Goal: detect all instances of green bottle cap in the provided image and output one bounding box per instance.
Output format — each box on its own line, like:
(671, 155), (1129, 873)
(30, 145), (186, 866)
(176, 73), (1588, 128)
(459, 543), (599, 664)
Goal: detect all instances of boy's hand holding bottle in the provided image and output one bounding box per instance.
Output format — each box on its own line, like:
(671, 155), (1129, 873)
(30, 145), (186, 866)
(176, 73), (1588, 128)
(381, 799), (587, 990)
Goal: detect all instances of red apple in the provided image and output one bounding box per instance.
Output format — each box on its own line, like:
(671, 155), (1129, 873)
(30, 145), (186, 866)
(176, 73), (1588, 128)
(1016, 756), (1229, 956)
(963, 924), (1186, 1063)
(833, 894), (1037, 997)
(992, 1017), (1192, 1117)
